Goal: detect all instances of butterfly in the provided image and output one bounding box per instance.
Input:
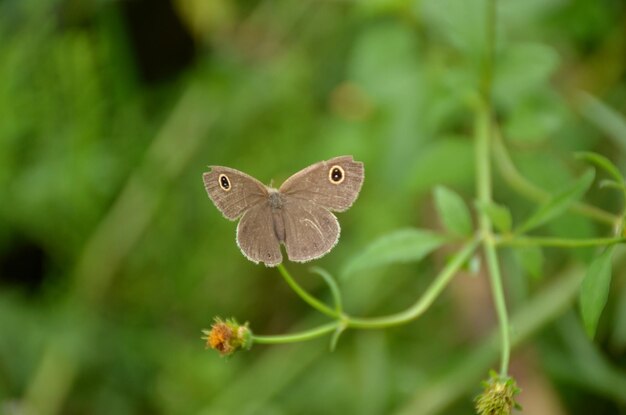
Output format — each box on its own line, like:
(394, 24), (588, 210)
(203, 156), (364, 266)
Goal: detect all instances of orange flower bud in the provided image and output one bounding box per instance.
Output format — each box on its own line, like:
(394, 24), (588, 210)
(202, 317), (252, 356)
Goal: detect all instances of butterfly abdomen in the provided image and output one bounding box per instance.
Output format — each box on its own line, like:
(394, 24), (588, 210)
(268, 189), (286, 243)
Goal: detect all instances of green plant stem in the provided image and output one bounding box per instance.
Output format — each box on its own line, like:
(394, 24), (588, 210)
(263, 237), (480, 342)
(395, 265), (586, 415)
(482, 0), (495, 99)
(487, 241), (510, 376)
(346, 237), (481, 329)
(277, 264), (341, 319)
(476, 105), (511, 377)
(252, 321), (341, 344)
(496, 235), (626, 248)
(476, 0), (511, 377)
(492, 128), (617, 226)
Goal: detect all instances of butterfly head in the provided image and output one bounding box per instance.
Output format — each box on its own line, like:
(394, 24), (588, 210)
(268, 189), (284, 209)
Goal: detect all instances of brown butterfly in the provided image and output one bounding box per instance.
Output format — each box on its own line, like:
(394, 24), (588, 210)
(203, 156), (364, 266)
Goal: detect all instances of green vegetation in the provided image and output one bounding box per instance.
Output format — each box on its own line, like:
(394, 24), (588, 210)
(1, 0), (626, 414)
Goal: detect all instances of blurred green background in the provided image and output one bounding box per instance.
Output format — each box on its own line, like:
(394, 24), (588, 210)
(1, 0), (626, 414)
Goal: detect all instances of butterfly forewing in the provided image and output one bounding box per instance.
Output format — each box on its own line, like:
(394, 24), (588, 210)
(203, 166), (268, 220)
(278, 156), (364, 212)
(280, 198), (340, 262)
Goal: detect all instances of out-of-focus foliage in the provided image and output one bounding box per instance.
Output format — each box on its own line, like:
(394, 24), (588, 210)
(1, 0), (626, 414)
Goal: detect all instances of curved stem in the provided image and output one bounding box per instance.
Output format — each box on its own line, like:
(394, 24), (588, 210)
(496, 235), (626, 248)
(277, 264), (340, 319)
(262, 239), (480, 343)
(493, 128), (617, 226)
(346, 237), (481, 329)
(252, 321), (341, 344)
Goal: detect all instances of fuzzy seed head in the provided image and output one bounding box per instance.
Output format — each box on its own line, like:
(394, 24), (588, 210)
(475, 370), (521, 415)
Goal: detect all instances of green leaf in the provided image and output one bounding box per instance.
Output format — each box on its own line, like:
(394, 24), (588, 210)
(599, 179), (626, 192)
(503, 93), (564, 144)
(421, 0), (486, 56)
(349, 24), (420, 105)
(576, 152), (626, 204)
(575, 152), (624, 183)
(495, 43), (559, 108)
(513, 246), (544, 280)
(310, 267), (343, 313)
(341, 229), (448, 279)
(476, 201), (512, 233)
(408, 137), (475, 195)
(329, 325), (346, 352)
(434, 186), (473, 236)
(516, 169), (595, 234)
(580, 246), (615, 338)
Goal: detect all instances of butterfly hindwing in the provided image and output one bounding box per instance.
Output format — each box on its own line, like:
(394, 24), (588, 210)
(236, 202), (283, 266)
(280, 197), (340, 263)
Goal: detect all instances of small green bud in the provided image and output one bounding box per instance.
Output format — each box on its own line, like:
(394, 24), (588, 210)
(475, 370), (521, 415)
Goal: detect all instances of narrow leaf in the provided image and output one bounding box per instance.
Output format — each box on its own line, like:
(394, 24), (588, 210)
(516, 169), (595, 234)
(476, 201), (512, 233)
(310, 267), (343, 313)
(599, 179), (626, 192)
(329, 325), (346, 352)
(575, 151), (624, 183)
(341, 229), (448, 279)
(576, 152), (626, 205)
(434, 186), (473, 236)
(580, 246), (615, 338)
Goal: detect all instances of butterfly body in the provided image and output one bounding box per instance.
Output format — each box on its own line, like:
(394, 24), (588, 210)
(267, 189), (286, 242)
(204, 156), (364, 266)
